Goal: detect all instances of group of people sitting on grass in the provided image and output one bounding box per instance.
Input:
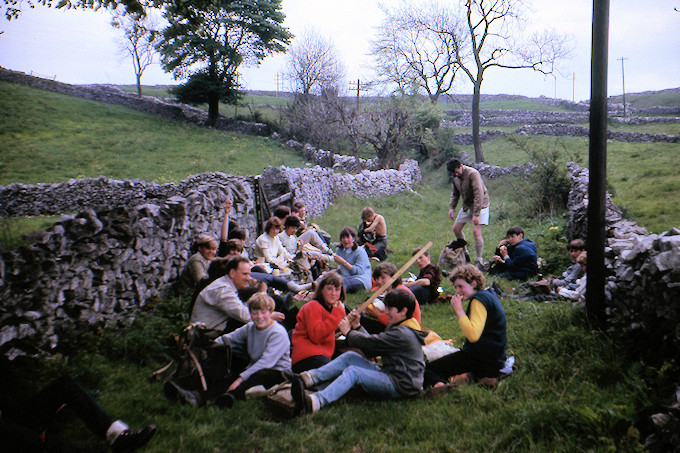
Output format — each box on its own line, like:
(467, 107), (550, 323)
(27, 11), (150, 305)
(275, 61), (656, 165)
(168, 199), (587, 417)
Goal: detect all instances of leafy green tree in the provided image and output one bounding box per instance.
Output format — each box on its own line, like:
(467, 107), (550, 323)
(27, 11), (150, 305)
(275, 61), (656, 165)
(3, 0), (147, 20)
(159, 0), (291, 126)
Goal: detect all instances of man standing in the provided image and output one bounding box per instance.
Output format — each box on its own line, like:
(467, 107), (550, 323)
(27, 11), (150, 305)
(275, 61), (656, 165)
(446, 158), (490, 267)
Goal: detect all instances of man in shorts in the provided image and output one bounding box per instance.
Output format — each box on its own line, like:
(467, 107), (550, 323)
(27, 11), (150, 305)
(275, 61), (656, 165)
(446, 158), (490, 267)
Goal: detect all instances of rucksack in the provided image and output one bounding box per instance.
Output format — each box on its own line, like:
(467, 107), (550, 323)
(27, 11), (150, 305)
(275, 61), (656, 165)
(438, 239), (469, 270)
(152, 323), (231, 393)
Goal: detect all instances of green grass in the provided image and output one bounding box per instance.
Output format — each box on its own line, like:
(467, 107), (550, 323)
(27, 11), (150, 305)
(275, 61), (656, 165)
(0, 81), (307, 185)
(609, 89), (680, 109)
(4, 186), (653, 452)
(3, 80), (675, 450)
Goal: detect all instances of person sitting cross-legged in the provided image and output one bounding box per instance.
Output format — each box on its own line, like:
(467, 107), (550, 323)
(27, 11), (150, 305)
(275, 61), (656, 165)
(402, 247), (442, 305)
(286, 289), (429, 416)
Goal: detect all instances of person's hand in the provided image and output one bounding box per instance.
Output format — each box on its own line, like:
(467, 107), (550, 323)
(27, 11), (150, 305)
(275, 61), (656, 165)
(449, 209), (456, 221)
(499, 245), (509, 259)
(348, 310), (361, 329)
(223, 199), (233, 212)
(338, 317), (351, 335)
(472, 215), (480, 225)
(450, 293), (465, 317)
(272, 311), (285, 322)
(333, 255), (346, 266)
(227, 377), (243, 391)
(365, 304), (383, 318)
(493, 255), (504, 263)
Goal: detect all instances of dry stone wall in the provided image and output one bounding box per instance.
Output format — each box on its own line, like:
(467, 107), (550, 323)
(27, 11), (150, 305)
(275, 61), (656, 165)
(0, 161), (421, 359)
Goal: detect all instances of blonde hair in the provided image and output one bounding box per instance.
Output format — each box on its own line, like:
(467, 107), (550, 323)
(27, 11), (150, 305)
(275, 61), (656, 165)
(449, 264), (485, 289)
(247, 292), (275, 312)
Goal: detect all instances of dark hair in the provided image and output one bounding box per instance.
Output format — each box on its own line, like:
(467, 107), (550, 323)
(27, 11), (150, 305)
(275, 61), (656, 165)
(224, 238), (244, 255)
(225, 255), (250, 275)
(206, 257), (232, 281)
(284, 215), (301, 229)
(569, 239), (585, 251)
(446, 158), (462, 173)
(227, 227), (247, 242)
(372, 262), (402, 287)
(384, 289), (416, 319)
(506, 225), (525, 237)
(264, 216), (283, 235)
(339, 226), (358, 250)
(313, 272), (346, 306)
(449, 264), (485, 290)
(411, 246), (430, 258)
(273, 204), (291, 219)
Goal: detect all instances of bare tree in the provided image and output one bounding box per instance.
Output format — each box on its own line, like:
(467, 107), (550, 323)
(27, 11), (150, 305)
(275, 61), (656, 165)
(370, 1), (463, 103)
(359, 99), (411, 169)
(453, 0), (572, 162)
(111, 8), (161, 97)
(285, 28), (345, 100)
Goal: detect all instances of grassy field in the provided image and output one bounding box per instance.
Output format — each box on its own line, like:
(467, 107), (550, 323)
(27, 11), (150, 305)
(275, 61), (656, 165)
(0, 81), (306, 185)
(4, 79), (678, 451)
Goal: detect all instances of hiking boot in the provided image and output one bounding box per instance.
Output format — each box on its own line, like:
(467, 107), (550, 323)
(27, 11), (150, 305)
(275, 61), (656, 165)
(163, 381), (203, 408)
(290, 374), (312, 416)
(112, 425), (157, 453)
(215, 391), (236, 409)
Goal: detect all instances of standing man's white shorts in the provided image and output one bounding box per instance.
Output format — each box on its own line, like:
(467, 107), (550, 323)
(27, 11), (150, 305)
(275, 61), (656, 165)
(455, 207), (490, 225)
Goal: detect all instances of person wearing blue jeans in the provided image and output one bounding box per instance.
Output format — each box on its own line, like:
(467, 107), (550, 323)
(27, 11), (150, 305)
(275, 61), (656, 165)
(287, 289), (429, 415)
(332, 226), (372, 294)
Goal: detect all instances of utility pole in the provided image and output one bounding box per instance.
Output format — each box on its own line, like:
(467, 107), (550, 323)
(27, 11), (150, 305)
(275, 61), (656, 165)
(587, 0), (610, 329)
(618, 57), (628, 115)
(350, 79), (366, 109)
(572, 73), (576, 103)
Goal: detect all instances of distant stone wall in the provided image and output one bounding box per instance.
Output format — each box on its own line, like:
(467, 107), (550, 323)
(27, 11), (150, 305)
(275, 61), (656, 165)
(0, 67), (268, 136)
(516, 124), (680, 143)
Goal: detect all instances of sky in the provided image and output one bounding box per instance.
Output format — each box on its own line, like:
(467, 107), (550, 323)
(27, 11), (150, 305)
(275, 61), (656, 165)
(1, 0), (679, 103)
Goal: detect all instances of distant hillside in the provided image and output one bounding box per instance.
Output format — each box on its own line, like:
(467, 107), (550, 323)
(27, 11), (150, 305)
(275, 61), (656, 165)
(609, 87), (680, 109)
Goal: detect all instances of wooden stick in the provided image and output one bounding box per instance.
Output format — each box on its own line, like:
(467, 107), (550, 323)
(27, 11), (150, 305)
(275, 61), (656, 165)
(355, 241), (433, 314)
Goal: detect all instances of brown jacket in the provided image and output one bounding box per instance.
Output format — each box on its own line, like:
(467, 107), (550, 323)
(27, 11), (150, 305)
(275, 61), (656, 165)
(449, 165), (489, 216)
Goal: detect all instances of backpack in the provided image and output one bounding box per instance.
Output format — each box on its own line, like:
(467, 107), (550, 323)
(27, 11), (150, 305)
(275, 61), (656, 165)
(438, 239), (469, 270)
(265, 381), (311, 418)
(153, 323), (231, 393)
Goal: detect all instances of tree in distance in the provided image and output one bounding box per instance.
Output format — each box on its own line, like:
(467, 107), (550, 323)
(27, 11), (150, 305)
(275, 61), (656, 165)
(159, 0), (291, 126)
(371, 0), (463, 104)
(285, 28), (345, 102)
(111, 7), (161, 97)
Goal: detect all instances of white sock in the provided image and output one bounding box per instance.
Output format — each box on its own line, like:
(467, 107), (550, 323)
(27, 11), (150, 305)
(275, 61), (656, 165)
(300, 371), (314, 388)
(310, 393), (321, 412)
(106, 420), (129, 444)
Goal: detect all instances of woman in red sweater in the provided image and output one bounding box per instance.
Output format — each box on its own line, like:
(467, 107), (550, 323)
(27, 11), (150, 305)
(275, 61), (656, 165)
(291, 273), (347, 373)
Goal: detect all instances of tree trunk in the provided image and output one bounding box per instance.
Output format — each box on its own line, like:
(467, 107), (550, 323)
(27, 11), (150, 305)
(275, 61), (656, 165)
(136, 74), (142, 98)
(208, 91), (219, 127)
(471, 81), (484, 163)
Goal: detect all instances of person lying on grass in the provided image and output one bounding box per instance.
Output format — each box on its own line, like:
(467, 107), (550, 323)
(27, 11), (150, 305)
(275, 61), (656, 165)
(424, 264), (507, 394)
(286, 289), (429, 416)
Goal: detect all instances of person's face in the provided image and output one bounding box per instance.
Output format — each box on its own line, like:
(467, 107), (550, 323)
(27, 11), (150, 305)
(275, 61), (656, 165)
(569, 248), (584, 262)
(340, 234), (355, 249)
(229, 262), (252, 290)
(375, 272), (392, 288)
(298, 207), (306, 218)
(387, 306), (408, 324)
(453, 167), (463, 177)
(285, 225), (298, 236)
(416, 254), (430, 268)
(250, 308), (272, 330)
(268, 224), (282, 237)
(321, 283), (341, 305)
(453, 278), (477, 301)
(506, 233), (523, 246)
(199, 245), (217, 260)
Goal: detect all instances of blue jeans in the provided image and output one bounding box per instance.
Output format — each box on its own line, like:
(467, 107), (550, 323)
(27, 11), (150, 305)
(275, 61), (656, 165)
(309, 351), (401, 408)
(343, 277), (367, 294)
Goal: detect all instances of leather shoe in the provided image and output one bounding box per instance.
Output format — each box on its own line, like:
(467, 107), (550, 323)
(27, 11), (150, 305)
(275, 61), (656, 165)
(290, 375), (312, 416)
(112, 425), (156, 453)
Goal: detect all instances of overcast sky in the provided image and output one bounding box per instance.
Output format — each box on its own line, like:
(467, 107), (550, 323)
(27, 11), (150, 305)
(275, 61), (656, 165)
(1, 0), (679, 102)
